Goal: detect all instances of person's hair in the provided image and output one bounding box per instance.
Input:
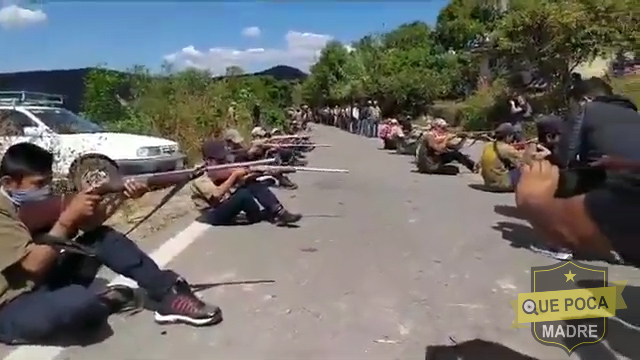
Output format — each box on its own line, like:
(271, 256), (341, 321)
(495, 132), (511, 141)
(0, 143), (53, 179)
(568, 77), (613, 100)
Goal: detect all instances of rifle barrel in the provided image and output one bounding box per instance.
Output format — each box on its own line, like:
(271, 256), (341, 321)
(268, 134), (310, 141)
(97, 158), (277, 194)
(251, 165), (349, 173)
(267, 144), (330, 148)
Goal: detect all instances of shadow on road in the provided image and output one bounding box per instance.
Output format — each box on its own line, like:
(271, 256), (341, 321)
(303, 214), (342, 219)
(576, 279), (640, 359)
(190, 280), (276, 293)
(492, 221), (540, 249)
(424, 339), (538, 360)
(493, 205), (527, 220)
(468, 184), (514, 194)
(424, 337), (633, 360)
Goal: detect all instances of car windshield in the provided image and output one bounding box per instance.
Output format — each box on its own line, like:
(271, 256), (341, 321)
(29, 109), (105, 134)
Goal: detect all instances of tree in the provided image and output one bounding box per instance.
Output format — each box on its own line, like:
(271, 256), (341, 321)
(495, 0), (635, 88)
(225, 66), (245, 77)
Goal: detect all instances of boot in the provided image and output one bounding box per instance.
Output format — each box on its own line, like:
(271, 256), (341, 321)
(278, 175), (299, 190)
(269, 209), (302, 226)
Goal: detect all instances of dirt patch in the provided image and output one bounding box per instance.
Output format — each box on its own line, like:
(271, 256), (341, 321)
(104, 187), (198, 239)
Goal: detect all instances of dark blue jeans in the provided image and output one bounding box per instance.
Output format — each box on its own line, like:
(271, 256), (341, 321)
(0, 227), (178, 345)
(204, 183), (283, 225)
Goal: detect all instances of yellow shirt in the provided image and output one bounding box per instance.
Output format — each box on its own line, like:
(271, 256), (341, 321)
(480, 141), (522, 188)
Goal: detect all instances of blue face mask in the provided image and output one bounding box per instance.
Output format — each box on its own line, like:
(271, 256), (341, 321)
(1, 185), (52, 207)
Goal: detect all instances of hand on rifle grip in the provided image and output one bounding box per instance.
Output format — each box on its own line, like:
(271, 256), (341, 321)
(58, 188), (102, 227)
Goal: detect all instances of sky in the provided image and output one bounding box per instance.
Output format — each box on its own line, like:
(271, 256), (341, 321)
(0, 1), (448, 75)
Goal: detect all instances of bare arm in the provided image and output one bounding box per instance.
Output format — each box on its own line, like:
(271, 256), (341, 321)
(510, 100), (522, 114)
(426, 133), (448, 153)
(515, 161), (615, 257)
(517, 194), (614, 257)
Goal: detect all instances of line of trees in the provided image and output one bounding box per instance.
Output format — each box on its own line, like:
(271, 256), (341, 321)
(301, 0), (638, 129)
(82, 65), (304, 161)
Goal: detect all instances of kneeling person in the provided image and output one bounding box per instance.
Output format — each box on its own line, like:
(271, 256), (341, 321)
(192, 139), (301, 226)
(0, 143), (221, 345)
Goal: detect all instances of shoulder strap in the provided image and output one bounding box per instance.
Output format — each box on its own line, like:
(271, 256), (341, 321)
(559, 106), (587, 168)
(493, 141), (516, 170)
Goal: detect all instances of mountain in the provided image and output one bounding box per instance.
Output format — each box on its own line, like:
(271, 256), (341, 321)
(252, 65), (308, 81)
(0, 68), (92, 113)
(213, 65), (308, 82)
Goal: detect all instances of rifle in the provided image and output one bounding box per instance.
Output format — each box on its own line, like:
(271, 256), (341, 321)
(249, 165), (349, 174)
(20, 159), (277, 239)
(267, 134), (310, 141)
(261, 143), (330, 148)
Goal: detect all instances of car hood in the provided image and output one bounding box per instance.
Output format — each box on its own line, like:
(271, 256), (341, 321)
(58, 133), (179, 160)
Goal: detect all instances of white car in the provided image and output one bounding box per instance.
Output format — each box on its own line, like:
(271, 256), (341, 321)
(0, 91), (186, 188)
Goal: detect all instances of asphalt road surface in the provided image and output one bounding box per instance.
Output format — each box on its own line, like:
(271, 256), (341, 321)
(1, 125), (639, 360)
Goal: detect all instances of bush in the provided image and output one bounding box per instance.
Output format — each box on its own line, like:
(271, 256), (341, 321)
(437, 80), (509, 130)
(429, 101), (465, 126)
(612, 75), (640, 107)
(82, 66), (294, 162)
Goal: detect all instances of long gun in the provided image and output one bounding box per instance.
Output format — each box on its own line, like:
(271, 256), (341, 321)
(261, 143), (330, 148)
(19, 158), (276, 236)
(266, 134), (311, 141)
(249, 165), (349, 174)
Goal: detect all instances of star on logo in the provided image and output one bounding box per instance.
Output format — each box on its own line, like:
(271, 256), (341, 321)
(565, 270), (576, 282)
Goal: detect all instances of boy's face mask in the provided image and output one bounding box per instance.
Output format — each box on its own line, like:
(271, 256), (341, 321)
(0, 174), (52, 208)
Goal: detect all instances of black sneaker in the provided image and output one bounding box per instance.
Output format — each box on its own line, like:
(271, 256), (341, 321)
(154, 279), (223, 326)
(273, 210), (302, 226)
(97, 284), (142, 315)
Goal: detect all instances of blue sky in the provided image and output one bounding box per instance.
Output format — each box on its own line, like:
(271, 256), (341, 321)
(0, 1), (448, 75)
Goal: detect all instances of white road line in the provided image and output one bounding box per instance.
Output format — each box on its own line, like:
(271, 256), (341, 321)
(3, 221), (211, 360)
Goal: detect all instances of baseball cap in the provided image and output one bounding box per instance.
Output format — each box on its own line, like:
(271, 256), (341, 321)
(223, 129), (244, 144)
(434, 118), (448, 128)
(201, 139), (231, 162)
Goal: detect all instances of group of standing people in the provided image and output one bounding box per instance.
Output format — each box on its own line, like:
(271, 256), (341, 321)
(313, 100), (383, 138)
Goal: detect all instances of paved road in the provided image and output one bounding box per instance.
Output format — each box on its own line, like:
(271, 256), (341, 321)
(1, 125), (639, 360)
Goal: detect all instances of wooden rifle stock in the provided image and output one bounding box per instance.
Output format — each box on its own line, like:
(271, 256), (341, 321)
(19, 159), (276, 235)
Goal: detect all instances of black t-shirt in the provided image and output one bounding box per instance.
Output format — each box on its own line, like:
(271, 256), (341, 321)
(565, 97), (640, 265)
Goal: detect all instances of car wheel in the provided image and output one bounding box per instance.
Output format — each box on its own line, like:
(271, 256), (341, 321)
(70, 156), (120, 191)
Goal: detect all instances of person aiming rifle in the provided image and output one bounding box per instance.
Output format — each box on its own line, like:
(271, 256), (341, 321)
(516, 76), (640, 267)
(416, 118), (478, 175)
(192, 139), (302, 226)
(0, 143), (225, 346)
(223, 128), (300, 188)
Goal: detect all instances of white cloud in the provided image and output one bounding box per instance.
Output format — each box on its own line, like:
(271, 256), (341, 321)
(241, 26), (261, 38)
(164, 30), (334, 75)
(0, 4), (47, 30)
